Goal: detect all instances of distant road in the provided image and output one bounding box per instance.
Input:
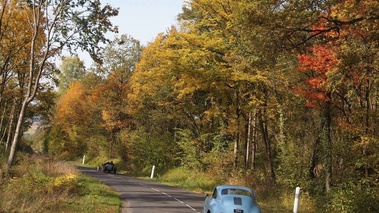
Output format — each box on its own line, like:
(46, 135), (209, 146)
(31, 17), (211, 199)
(78, 167), (205, 213)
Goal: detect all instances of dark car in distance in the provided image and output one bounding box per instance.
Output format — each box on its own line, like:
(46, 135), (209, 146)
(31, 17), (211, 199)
(101, 161), (116, 173)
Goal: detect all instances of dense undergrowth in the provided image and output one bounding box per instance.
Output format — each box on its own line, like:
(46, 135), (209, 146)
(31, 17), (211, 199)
(0, 154), (121, 213)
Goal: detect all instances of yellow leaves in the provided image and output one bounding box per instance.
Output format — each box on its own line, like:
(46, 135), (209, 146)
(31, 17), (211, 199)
(54, 81), (93, 127)
(101, 109), (119, 131)
(353, 136), (379, 170)
(332, 0), (379, 19)
(231, 69), (268, 84)
(53, 174), (77, 188)
(101, 110), (112, 123)
(354, 136), (379, 150)
(175, 80), (198, 99)
(0, 1), (36, 72)
(50, 173), (79, 195)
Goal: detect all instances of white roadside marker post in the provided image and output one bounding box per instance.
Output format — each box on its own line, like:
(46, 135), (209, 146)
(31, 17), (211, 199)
(150, 165), (155, 179)
(293, 187), (301, 213)
(82, 155), (86, 164)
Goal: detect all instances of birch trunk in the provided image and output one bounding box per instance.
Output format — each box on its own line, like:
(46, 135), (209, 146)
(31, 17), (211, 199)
(6, 3), (45, 170)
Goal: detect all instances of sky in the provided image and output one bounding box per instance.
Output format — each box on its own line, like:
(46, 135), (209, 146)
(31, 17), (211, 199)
(76, 0), (185, 66)
(101, 0), (185, 44)
(78, 0), (185, 66)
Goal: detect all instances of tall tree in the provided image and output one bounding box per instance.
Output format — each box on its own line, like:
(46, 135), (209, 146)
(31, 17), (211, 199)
(57, 56), (86, 94)
(0, 0), (32, 150)
(50, 81), (93, 158)
(6, 0), (118, 169)
(294, 0), (379, 195)
(94, 34), (143, 159)
(297, 44), (338, 192)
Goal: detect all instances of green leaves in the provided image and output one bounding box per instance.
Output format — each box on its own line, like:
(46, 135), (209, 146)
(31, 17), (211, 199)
(41, 0), (119, 63)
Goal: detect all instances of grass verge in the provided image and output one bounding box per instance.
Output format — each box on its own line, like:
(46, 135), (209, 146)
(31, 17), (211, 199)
(0, 155), (121, 213)
(155, 167), (219, 194)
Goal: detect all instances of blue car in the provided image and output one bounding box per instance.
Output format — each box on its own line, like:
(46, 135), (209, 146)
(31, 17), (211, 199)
(203, 185), (261, 213)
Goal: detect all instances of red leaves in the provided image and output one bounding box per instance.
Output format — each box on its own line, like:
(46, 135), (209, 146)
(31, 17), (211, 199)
(297, 46), (337, 74)
(296, 45), (337, 108)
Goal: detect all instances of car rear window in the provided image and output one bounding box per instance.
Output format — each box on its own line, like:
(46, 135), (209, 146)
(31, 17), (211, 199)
(221, 188), (251, 197)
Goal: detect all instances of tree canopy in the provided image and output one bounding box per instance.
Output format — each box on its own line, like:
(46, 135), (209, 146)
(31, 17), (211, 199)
(2, 0), (379, 211)
(0, 0), (118, 169)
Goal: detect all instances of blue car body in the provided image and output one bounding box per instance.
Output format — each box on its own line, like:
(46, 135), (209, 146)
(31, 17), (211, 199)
(202, 185), (261, 213)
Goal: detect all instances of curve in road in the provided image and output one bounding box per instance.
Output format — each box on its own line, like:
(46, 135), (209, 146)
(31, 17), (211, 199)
(78, 166), (205, 213)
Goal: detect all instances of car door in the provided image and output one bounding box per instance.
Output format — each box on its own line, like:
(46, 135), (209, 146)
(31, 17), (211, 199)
(203, 188), (218, 213)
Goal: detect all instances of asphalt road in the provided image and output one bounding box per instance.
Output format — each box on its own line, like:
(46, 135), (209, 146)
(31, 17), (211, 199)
(78, 166), (206, 213)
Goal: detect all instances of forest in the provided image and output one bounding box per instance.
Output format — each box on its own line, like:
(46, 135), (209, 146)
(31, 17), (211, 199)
(1, 0), (379, 212)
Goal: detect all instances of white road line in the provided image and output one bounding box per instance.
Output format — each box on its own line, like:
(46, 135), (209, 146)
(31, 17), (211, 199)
(154, 189), (201, 212)
(174, 198), (184, 203)
(187, 204), (197, 211)
(129, 181), (201, 213)
(91, 172), (202, 213)
(162, 192), (172, 197)
(151, 188), (160, 192)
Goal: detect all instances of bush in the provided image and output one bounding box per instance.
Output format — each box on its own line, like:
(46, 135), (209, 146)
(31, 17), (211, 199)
(328, 183), (379, 213)
(158, 167), (219, 193)
(0, 156), (80, 212)
(0, 155), (121, 212)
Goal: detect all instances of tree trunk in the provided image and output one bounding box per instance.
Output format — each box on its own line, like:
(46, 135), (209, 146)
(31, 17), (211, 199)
(309, 136), (321, 179)
(0, 100), (8, 143)
(7, 99), (28, 169)
(251, 111), (257, 171)
(245, 111), (252, 168)
(233, 131), (239, 169)
(258, 109), (276, 183)
(6, 5), (44, 169)
(5, 99), (16, 151)
(323, 101), (332, 193)
(233, 89), (241, 169)
(363, 86), (370, 177)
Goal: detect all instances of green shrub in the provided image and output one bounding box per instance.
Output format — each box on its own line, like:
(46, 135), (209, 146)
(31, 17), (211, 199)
(158, 167), (219, 193)
(0, 156), (120, 212)
(0, 157), (80, 212)
(328, 183), (379, 213)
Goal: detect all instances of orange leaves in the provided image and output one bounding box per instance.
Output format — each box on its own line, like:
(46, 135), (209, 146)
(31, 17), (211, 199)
(296, 0), (379, 110)
(296, 45), (338, 108)
(297, 45), (338, 75)
(55, 81), (93, 127)
(101, 110), (119, 132)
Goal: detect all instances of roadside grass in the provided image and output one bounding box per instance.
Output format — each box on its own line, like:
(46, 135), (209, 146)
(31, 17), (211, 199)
(77, 161), (316, 213)
(154, 167), (219, 194)
(0, 155), (121, 213)
(152, 167), (315, 213)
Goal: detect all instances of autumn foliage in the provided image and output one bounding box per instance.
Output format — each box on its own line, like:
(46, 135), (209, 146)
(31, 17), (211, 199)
(1, 0), (379, 212)
(45, 0), (379, 211)
(296, 45), (338, 108)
